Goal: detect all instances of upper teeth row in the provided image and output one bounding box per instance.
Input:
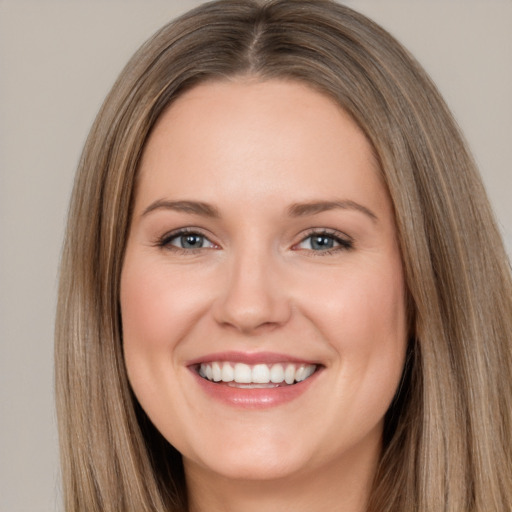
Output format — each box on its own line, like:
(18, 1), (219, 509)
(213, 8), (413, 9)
(199, 362), (316, 385)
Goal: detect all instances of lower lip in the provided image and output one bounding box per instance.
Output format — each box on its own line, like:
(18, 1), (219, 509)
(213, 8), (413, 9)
(190, 368), (321, 409)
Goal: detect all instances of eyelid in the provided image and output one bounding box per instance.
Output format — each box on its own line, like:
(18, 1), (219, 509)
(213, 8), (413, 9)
(293, 228), (354, 252)
(155, 227), (219, 251)
(153, 226), (353, 254)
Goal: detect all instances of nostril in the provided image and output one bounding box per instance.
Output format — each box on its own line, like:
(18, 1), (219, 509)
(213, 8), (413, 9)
(213, 289), (292, 333)
(218, 318), (282, 335)
(211, 257), (292, 330)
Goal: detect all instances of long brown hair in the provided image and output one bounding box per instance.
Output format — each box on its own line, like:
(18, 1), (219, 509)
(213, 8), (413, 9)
(55, 1), (512, 510)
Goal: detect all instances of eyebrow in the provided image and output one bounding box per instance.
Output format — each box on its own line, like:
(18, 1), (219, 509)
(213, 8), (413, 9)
(141, 198), (377, 222)
(287, 200), (378, 222)
(142, 200), (220, 218)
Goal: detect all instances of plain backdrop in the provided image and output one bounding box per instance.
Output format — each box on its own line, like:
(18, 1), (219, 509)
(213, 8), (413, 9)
(0, 1), (510, 510)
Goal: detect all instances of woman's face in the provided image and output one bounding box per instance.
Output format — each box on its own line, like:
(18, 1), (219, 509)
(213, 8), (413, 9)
(121, 79), (407, 485)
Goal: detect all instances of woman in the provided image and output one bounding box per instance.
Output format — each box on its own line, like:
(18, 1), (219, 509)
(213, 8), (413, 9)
(55, 1), (512, 511)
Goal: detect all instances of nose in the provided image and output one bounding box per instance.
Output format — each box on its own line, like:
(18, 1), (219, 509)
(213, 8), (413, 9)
(212, 247), (292, 335)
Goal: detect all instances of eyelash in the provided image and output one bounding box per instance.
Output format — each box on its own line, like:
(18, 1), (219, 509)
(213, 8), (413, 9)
(294, 229), (354, 255)
(154, 228), (354, 255)
(155, 228), (216, 255)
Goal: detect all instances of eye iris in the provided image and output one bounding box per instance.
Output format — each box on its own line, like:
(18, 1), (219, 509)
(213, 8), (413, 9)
(181, 234), (204, 248)
(311, 235), (334, 250)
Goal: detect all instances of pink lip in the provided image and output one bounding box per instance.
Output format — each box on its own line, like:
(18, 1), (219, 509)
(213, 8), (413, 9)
(187, 352), (323, 409)
(186, 351), (318, 366)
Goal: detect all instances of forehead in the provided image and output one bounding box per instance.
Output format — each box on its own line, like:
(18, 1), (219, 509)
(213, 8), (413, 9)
(136, 78), (387, 215)
(143, 78), (377, 160)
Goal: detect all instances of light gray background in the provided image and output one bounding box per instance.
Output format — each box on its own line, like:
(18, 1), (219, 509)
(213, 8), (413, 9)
(0, 1), (510, 510)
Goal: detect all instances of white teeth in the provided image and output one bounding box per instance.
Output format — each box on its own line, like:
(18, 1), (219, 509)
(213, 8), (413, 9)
(252, 364), (270, 383)
(221, 362), (234, 382)
(198, 361), (317, 385)
(212, 362), (222, 382)
(234, 362), (252, 383)
(295, 365), (315, 382)
(295, 365), (306, 382)
(284, 364), (295, 385)
(270, 364), (285, 383)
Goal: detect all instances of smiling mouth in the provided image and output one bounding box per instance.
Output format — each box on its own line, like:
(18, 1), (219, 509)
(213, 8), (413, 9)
(197, 361), (318, 388)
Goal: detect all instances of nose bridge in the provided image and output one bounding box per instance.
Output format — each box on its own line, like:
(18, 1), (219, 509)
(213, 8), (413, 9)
(213, 238), (291, 333)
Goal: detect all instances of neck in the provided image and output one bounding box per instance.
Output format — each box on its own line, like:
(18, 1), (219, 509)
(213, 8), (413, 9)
(185, 441), (379, 512)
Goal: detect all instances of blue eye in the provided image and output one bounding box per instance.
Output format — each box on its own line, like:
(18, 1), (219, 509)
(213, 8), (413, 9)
(309, 235), (336, 250)
(297, 232), (353, 252)
(173, 233), (207, 249)
(159, 230), (216, 251)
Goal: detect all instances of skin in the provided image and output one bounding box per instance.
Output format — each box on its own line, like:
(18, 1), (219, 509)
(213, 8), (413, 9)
(121, 79), (408, 512)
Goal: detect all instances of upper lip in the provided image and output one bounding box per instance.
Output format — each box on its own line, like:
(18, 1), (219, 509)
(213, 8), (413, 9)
(186, 351), (320, 366)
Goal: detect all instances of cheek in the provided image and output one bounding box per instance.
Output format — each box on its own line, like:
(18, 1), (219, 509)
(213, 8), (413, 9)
(310, 259), (406, 346)
(308, 257), (407, 406)
(119, 255), (213, 445)
(121, 270), (171, 360)
(120, 257), (210, 357)
(347, 265), (408, 408)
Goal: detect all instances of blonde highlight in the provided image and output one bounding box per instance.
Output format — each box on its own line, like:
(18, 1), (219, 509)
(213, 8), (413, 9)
(55, 1), (512, 510)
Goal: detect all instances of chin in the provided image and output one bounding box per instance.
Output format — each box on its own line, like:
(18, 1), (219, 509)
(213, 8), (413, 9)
(182, 431), (311, 482)
(191, 452), (307, 482)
